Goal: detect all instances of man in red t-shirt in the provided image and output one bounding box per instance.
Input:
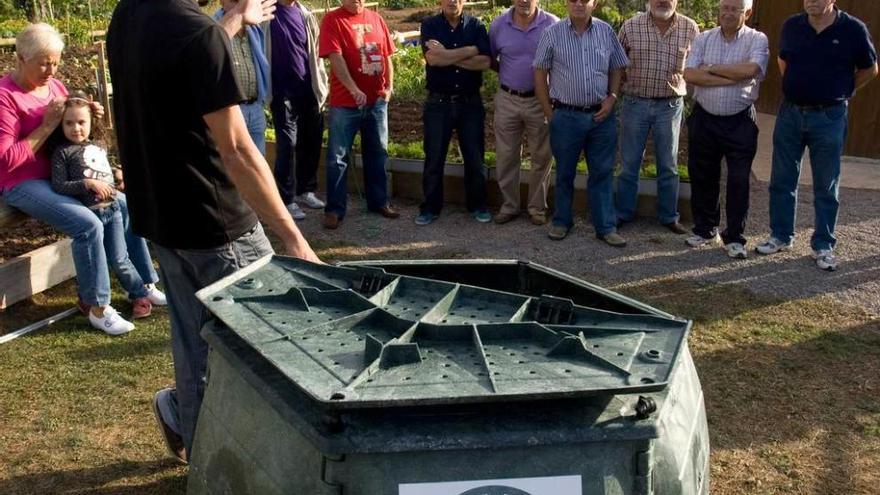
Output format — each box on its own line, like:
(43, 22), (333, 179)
(319, 0), (398, 229)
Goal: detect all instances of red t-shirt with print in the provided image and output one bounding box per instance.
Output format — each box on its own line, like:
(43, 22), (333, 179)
(319, 6), (395, 108)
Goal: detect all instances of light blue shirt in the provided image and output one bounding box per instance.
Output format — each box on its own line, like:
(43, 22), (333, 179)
(533, 17), (629, 106)
(687, 25), (769, 116)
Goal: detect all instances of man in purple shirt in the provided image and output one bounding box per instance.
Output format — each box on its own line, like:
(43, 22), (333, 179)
(489, 0), (558, 226)
(269, 0), (329, 220)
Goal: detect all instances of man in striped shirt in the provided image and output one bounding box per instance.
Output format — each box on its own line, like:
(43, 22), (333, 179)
(683, 0), (768, 259)
(615, 0), (698, 235)
(533, 0), (629, 246)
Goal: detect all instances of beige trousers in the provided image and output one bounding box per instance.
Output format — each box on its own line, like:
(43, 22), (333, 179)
(493, 90), (553, 216)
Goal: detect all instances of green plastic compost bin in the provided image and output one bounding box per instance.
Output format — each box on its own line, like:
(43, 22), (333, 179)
(188, 258), (709, 495)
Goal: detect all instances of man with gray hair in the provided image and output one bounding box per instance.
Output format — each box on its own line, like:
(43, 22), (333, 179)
(755, 0), (877, 271)
(683, 0), (768, 259)
(615, 0), (698, 235)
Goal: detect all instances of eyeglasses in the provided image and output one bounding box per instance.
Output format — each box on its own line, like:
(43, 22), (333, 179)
(567, 0), (593, 4)
(720, 6), (746, 14)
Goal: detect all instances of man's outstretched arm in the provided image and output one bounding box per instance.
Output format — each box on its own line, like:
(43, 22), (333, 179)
(204, 105), (320, 263)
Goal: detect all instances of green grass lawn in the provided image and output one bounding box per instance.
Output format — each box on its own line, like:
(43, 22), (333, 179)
(1, 246), (879, 494)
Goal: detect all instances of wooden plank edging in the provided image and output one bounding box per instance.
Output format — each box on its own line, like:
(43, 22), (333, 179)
(0, 238), (75, 310)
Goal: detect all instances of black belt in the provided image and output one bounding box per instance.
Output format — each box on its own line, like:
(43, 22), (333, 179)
(552, 100), (602, 113)
(500, 84), (535, 98)
(243, 97), (259, 105)
(427, 92), (481, 104)
(786, 100), (844, 111)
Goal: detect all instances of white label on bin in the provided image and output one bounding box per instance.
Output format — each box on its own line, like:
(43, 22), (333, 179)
(399, 475), (582, 495)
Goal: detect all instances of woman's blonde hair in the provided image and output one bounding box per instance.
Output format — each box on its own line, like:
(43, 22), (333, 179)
(15, 23), (65, 62)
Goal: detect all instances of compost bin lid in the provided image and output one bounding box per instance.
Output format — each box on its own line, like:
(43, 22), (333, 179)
(196, 257), (690, 410)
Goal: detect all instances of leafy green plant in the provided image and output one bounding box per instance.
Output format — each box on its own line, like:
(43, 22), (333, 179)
(391, 44), (427, 103)
(387, 140), (425, 160)
(382, 0), (436, 9)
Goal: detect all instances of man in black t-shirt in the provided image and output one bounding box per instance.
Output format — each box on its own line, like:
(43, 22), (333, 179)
(107, 0), (319, 463)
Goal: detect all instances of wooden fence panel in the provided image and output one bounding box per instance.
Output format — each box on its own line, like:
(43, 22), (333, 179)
(750, 0), (880, 158)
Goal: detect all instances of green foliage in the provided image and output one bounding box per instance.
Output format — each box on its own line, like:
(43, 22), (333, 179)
(0, 0), (20, 20)
(387, 140), (425, 160)
(478, 6), (507, 27)
(640, 162), (690, 181)
(0, 13), (106, 47)
(542, 0), (717, 30)
(391, 44), (427, 103)
(0, 18), (28, 39)
(382, 0), (436, 10)
(58, 16), (96, 46)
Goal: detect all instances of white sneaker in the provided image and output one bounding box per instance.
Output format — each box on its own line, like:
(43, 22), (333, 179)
(145, 284), (167, 306)
(755, 237), (792, 255)
(295, 192), (325, 209)
(88, 306), (135, 336)
(812, 249), (837, 271)
(725, 242), (748, 259)
(286, 202), (306, 220)
(685, 233), (720, 248)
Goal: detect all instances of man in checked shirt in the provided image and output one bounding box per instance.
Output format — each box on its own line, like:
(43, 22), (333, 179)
(615, 0), (698, 236)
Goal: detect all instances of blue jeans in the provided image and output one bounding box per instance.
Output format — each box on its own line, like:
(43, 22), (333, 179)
(421, 96), (487, 215)
(117, 193), (160, 287)
(616, 96), (683, 224)
(549, 108), (619, 236)
(3, 180), (158, 306)
(93, 202), (148, 299)
(769, 101), (848, 251)
(152, 222), (273, 454)
(324, 101), (390, 219)
(240, 100), (266, 155)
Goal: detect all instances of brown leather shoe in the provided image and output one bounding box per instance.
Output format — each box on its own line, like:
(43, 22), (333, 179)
(375, 205), (400, 219)
(663, 221), (688, 234)
(77, 298), (90, 316)
(323, 212), (340, 230)
(599, 232), (627, 248)
(529, 212), (548, 225)
(493, 212), (518, 224)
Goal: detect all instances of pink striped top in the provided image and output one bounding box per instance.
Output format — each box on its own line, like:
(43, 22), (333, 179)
(0, 75), (68, 192)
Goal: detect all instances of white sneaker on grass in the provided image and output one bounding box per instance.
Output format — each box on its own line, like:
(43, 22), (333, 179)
(725, 242), (747, 259)
(286, 202), (306, 220)
(685, 233), (720, 248)
(145, 284), (167, 306)
(295, 192), (326, 209)
(755, 237), (792, 255)
(812, 249), (837, 271)
(88, 306), (135, 336)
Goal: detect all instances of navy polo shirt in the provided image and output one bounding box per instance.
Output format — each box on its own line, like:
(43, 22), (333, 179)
(779, 8), (877, 105)
(421, 13), (491, 95)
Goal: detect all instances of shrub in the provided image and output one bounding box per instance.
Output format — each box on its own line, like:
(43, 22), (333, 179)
(392, 44), (427, 103)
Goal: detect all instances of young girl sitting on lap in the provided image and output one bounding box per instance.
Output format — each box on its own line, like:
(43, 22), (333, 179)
(51, 91), (163, 335)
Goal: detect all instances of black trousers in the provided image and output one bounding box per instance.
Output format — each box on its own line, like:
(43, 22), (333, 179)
(271, 93), (323, 204)
(420, 94), (487, 215)
(687, 104), (759, 245)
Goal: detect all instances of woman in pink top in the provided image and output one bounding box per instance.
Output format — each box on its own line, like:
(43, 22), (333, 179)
(0, 23), (166, 335)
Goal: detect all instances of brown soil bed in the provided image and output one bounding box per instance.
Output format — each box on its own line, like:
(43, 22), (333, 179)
(0, 219), (64, 263)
